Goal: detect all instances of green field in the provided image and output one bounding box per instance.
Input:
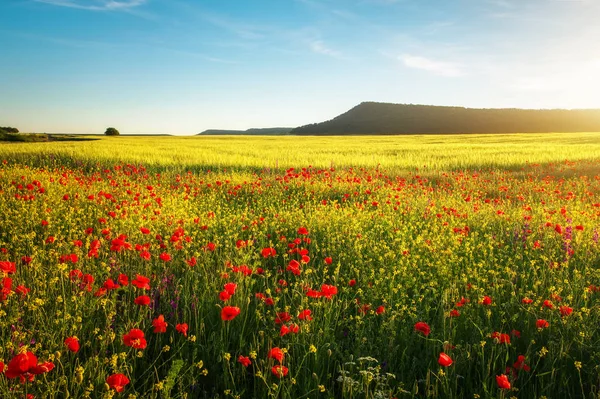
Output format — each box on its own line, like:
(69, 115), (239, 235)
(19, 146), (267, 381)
(1, 133), (600, 398)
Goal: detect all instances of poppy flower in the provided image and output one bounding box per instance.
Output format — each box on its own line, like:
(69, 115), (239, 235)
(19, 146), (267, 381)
(496, 374), (511, 389)
(123, 329), (147, 349)
(267, 347), (285, 363)
(490, 332), (511, 344)
(543, 300), (553, 309)
(275, 312), (291, 324)
(159, 252), (171, 262)
(559, 306), (573, 317)
(5, 352), (54, 382)
(152, 315), (168, 333)
(449, 309), (460, 317)
(261, 247), (277, 258)
(238, 355), (251, 367)
(297, 309), (313, 321)
(224, 282), (237, 296)
(324, 257), (332, 264)
(481, 296), (492, 306)
(64, 336), (80, 353)
(513, 355), (530, 372)
(438, 353), (453, 367)
(117, 274), (128, 286)
(140, 227), (150, 234)
(272, 365), (289, 378)
(536, 319), (549, 329)
(134, 295), (150, 306)
(320, 284), (338, 299)
(414, 322), (431, 336)
(132, 275), (150, 290)
(297, 227), (309, 235)
(221, 306), (240, 321)
(186, 257), (197, 267)
(376, 305), (385, 314)
(348, 279), (356, 287)
(0, 261), (16, 275)
(106, 373), (130, 392)
(176, 323), (188, 337)
(219, 290), (231, 302)
(521, 297), (533, 305)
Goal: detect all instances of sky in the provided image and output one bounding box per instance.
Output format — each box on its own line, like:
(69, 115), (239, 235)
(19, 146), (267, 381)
(1, 0), (599, 135)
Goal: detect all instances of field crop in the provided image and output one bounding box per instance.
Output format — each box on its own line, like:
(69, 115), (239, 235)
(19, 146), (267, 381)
(1, 134), (600, 398)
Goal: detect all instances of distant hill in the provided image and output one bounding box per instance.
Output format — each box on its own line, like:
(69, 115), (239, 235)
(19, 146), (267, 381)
(198, 127), (293, 136)
(292, 102), (600, 135)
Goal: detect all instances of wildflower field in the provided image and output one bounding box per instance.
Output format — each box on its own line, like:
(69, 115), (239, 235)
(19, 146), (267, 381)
(1, 133), (600, 398)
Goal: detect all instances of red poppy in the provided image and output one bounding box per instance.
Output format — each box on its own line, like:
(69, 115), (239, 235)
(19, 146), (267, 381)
(238, 355), (252, 368)
(176, 323), (188, 337)
(224, 282), (237, 296)
(106, 373), (130, 392)
(536, 319), (549, 329)
(298, 309), (313, 321)
(496, 374), (511, 389)
(297, 227), (309, 235)
(186, 257), (197, 267)
(513, 355), (530, 372)
(275, 312), (291, 325)
(159, 252), (171, 262)
(324, 257), (332, 265)
(5, 352), (54, 382)
(140, 227), (151, 234)
(123, 329), (147, 349)
(268, 347), (285, 363)
(414, 322), (431, 336)
(542, 300), (553, 309)
(481, 296), (492, 306)
(261, 247), (277, 258)
(559, 306), (573, 317)
(376, 305), (385, 314)
(15, 285), (30, 297)
(449, 309), (460, 317)
(272, 365), (289, 378)
(134, 295), (151, 306)
(320, 284), (338, 299)
(219, 290), (231, 302)
(115, 274), (128, 287)
(521, 297), (533, 305)
(438, 353), (453, 367)
(64, 336), (80, 353)
(0, 261), (16, 275)
(348, 279), (356, 287)
(221, 306), (240, 321)
(132, 275), (150, 290)
(490, 332), (511, 344)
(152, 315), (168, 333)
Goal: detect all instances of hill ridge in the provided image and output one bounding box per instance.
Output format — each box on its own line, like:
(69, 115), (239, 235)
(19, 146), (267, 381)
(292, 102), (600, 135)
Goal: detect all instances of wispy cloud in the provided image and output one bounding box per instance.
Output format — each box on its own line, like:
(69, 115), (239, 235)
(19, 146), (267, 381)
(34, 0), (146, 11)
(309, 40), (342, 57)
(400, 54), (464, 77)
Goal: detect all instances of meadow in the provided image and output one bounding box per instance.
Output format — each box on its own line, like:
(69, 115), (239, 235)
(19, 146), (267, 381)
(1, 133), (600, 398)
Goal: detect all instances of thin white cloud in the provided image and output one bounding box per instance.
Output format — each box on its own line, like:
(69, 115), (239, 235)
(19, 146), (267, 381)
(35, 0), (146, 11)
(309, 40), (342, 58)
(400, 54), (464, 77)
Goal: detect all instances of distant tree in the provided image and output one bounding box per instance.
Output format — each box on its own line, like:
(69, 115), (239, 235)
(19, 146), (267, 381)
(104, 127), (120, 136)
(0, 127), (19, 133)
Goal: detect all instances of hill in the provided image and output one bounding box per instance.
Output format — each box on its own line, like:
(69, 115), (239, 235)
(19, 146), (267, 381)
(292, 102), (600, 135)
(198, 127), (293, 136)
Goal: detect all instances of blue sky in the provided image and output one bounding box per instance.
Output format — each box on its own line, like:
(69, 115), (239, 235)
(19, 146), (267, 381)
(1, 0), (599, 135)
